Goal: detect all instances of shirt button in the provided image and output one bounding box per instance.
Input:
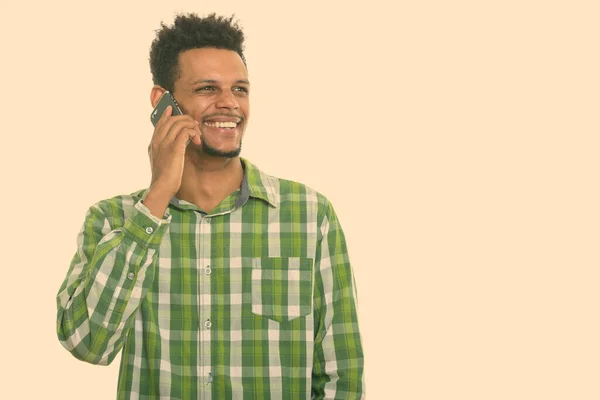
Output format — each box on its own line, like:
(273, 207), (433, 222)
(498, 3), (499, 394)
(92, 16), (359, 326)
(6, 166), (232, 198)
(145, 227), (154, 234)
(204, 319), (212, 329)
(127, 272), (135, 280)
(206, 372), (213, 383)
(204, 217), (211, 224)
(205, 266), (212, 275)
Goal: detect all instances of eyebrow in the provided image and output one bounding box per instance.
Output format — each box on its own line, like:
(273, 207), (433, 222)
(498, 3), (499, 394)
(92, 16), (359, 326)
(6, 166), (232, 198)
(190, 79), (250, 85)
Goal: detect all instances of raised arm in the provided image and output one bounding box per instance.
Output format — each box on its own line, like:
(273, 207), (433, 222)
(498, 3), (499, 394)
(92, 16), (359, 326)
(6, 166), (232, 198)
(56, 198), (170, 365)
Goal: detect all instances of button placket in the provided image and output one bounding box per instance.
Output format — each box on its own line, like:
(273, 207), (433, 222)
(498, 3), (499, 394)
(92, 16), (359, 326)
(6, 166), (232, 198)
(198, 212), (212, 390)
(204, 263), (212, 328)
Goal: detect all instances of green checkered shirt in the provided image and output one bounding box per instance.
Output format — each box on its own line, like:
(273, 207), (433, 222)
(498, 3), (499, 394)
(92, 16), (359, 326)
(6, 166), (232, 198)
(56, 158), (365, 399)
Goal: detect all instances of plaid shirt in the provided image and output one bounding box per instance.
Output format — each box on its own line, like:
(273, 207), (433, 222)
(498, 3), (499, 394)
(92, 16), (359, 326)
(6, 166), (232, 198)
(56, 158), (365, 399)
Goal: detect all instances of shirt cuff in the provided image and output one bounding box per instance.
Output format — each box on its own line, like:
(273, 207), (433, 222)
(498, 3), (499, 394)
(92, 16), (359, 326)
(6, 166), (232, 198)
(122, 200), (172, 249)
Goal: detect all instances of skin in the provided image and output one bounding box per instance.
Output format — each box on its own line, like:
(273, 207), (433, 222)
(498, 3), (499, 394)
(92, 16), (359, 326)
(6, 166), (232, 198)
(146, 47), (250, 214)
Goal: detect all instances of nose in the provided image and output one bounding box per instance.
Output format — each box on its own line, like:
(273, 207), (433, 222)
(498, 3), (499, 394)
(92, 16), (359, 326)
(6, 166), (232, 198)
(215, 89), (239, 110)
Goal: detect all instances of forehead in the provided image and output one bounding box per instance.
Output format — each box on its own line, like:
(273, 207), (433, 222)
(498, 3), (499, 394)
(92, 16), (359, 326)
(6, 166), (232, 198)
(177, 48), (248, 84)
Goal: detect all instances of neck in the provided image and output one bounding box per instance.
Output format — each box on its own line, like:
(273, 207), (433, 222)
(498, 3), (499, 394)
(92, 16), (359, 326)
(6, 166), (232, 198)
(176, 154), (244, 212)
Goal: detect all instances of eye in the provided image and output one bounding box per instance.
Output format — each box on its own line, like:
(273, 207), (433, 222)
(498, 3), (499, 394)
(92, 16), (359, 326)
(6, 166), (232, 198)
(233, 87), (249, 94)
(195, 86), (217, 92)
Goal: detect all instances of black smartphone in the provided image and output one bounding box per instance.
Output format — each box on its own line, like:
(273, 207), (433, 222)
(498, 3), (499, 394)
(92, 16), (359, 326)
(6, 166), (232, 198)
(150, 91), (183, 126)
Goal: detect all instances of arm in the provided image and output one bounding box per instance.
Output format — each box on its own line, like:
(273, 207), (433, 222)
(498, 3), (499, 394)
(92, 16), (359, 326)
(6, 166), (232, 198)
(56, 198), (170, 365)
(312, 199), (365, 399)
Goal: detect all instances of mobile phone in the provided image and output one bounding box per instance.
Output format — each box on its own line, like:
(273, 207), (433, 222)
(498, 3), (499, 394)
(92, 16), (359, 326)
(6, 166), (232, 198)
(150, 91), (183, 126)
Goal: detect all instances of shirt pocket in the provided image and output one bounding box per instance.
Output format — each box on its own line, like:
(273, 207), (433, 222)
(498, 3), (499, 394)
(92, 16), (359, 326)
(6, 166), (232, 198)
(251, 257), (314, 323)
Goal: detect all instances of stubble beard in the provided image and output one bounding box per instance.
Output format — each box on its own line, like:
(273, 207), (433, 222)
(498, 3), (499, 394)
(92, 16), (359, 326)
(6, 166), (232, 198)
(198, 126), (243, 158)
(201, 139), (242, 158)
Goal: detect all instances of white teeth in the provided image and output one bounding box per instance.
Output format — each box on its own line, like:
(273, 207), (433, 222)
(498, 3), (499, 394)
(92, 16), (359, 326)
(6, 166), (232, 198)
(204, 121), (237, 128)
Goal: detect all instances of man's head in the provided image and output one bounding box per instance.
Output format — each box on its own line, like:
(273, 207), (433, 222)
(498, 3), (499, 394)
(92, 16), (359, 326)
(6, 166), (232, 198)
(149, 13), (249, 158)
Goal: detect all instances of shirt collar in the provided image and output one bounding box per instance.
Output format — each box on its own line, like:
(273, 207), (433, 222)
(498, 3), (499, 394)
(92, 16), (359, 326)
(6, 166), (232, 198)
(136, 157), (279, 210)
(239, 157), (279, 208)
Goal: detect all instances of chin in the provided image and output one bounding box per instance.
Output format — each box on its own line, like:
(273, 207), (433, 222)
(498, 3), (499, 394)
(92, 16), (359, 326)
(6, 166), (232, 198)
(202, 143), (242, 158)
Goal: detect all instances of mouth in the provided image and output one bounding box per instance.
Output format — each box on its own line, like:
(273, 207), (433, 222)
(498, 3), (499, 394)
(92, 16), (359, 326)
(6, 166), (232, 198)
(202, 122), (238, 139)
(202, 115), (243, 130)
(201, 117), (243, 140)
(203, 120), (239, 129)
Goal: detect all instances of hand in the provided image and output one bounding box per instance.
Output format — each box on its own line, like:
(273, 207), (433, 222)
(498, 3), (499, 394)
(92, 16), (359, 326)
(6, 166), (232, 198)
(147, 105), (202, 198)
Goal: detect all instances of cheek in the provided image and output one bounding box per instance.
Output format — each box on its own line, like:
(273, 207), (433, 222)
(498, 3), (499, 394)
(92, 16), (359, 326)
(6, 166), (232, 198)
(192, 103), (212, 121)
(241, 101), (250, 118)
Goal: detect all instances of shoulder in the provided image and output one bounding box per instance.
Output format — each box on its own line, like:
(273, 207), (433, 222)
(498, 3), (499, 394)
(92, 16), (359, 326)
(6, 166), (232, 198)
(249, 161), (335, 223)
(274, 175), (331, 209)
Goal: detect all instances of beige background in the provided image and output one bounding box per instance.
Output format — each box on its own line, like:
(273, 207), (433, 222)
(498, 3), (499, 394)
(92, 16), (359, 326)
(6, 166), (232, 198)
(1, 0), (599, 398)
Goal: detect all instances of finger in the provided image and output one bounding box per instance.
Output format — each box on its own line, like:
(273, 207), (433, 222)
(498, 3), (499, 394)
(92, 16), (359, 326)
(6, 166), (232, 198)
(183, 127), (201, 146)
(159, 105), (173, 123)
(189, 122), (202, 145)
(162, 117), (200, 145)
(150, 105), (174, 147)
(152, 105), (172, 132)
(176, 128), (197, 148)
(162, 119), (198, 146)
(152, 117), (192, 151)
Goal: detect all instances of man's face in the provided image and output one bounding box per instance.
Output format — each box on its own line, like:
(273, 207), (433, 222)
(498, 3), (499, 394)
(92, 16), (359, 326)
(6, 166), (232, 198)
(172, 47), (250, 158)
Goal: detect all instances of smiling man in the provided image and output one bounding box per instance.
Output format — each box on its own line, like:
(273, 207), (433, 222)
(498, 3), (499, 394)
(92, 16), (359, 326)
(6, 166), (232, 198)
(56, 13), (365, 399)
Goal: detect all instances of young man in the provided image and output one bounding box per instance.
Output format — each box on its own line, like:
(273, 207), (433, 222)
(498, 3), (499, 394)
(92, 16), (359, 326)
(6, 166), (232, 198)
(56, 13), (365, 399)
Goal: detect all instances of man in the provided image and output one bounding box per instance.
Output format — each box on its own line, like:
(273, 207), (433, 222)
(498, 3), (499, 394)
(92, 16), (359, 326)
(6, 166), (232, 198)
(56, 13), (364, 399)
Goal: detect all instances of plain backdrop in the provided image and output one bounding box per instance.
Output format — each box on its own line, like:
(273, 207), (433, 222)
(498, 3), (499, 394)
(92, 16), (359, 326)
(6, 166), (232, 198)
(1, 0), (599, 399)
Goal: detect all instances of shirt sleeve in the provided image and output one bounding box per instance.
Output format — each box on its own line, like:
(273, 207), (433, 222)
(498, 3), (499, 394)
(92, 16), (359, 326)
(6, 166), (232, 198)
(56, 198), (171, 366)
(311, 199), (366, 399)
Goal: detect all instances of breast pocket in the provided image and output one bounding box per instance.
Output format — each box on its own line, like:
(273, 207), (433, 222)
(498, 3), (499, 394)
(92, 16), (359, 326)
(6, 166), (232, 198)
(251, 257), (314, 323)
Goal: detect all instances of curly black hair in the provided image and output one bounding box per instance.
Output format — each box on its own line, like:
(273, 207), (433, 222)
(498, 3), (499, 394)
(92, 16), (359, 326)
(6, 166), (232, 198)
(149, 13), (246, 93)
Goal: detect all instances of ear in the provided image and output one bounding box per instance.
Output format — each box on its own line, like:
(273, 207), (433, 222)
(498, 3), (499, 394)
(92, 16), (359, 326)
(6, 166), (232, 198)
(150, 85), (166, 108)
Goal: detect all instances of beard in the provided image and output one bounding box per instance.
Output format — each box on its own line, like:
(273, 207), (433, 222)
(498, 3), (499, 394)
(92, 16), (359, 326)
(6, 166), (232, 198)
(200, 136), (242, 158)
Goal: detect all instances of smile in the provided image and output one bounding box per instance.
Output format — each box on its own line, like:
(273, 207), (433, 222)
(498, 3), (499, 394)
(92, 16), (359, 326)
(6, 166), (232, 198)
(204, 121), (239, 128)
